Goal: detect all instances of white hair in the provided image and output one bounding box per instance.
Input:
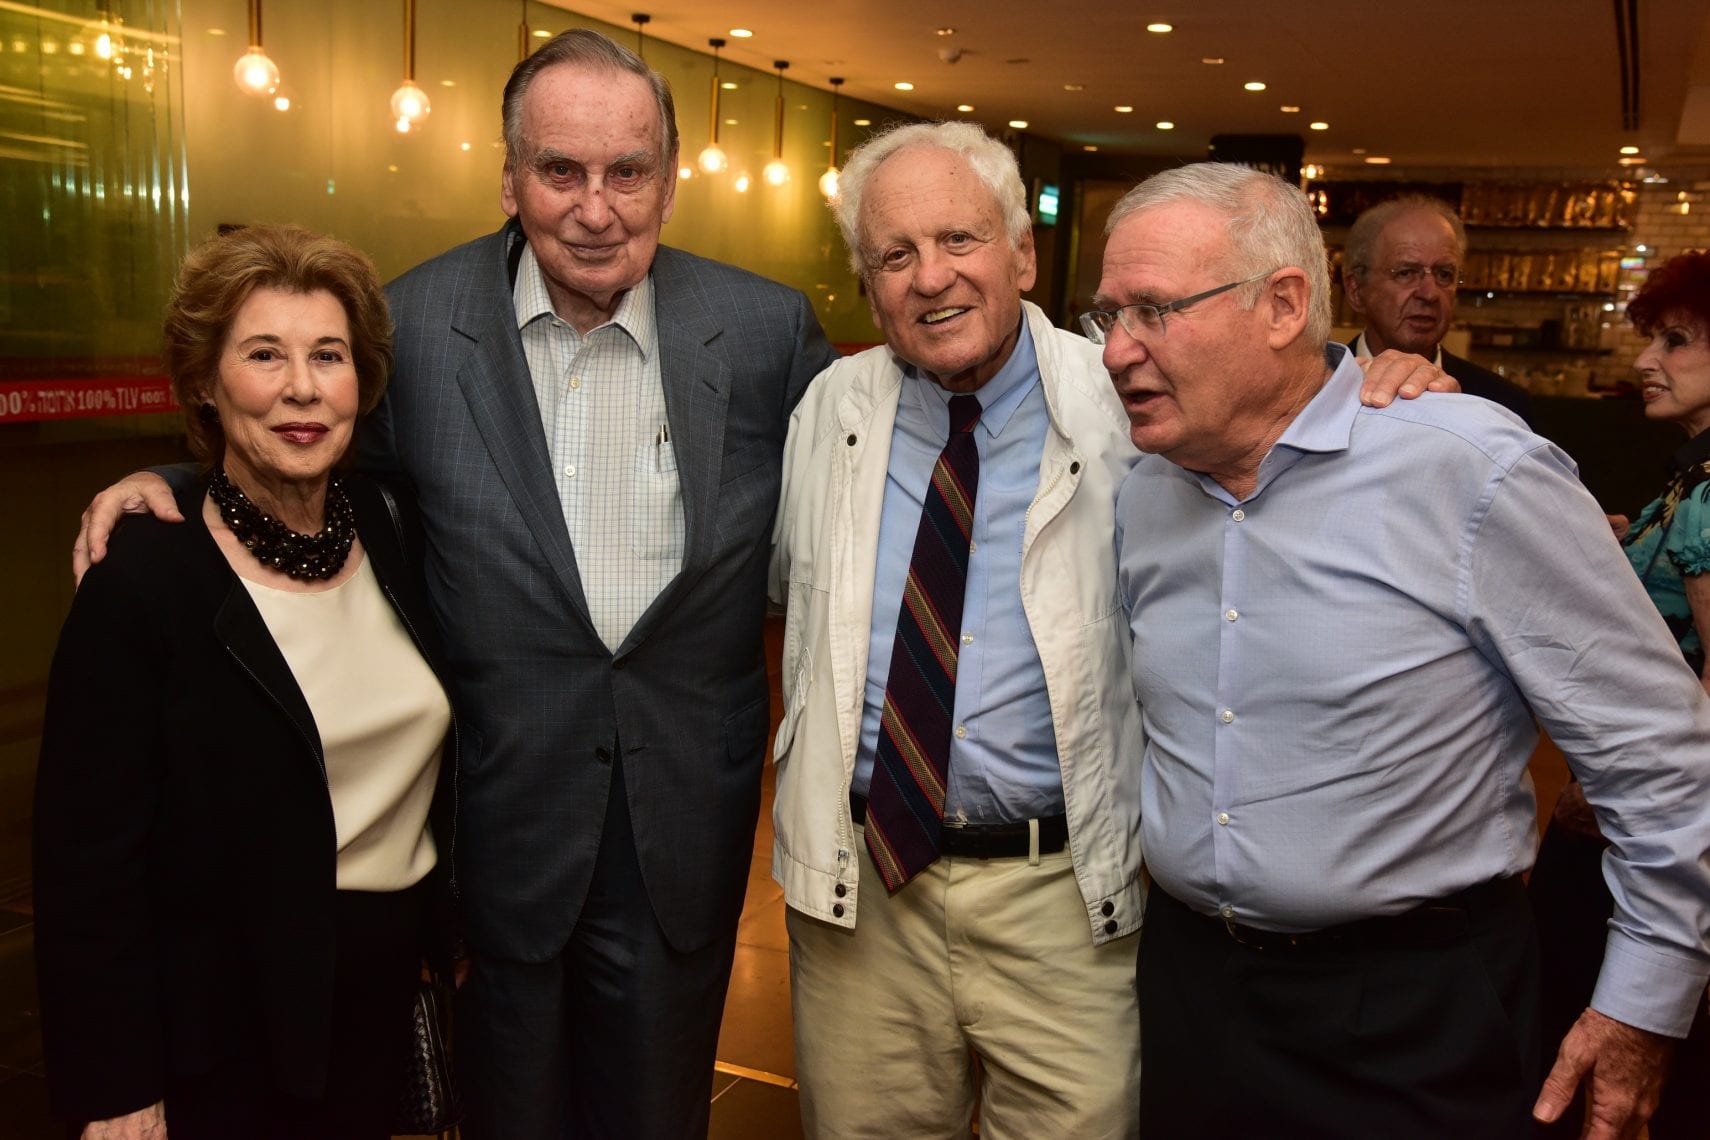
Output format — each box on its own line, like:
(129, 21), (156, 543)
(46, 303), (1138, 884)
(1107, 162), (1332, 345)
(831, 121), (1031, 277)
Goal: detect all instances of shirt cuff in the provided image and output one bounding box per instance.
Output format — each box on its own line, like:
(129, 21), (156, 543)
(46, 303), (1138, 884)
(1591, 930), (1710, 1038)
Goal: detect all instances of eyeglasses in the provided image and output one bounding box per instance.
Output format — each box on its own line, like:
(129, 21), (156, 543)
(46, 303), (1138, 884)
(1079, 269), (1277, 344)
(1382, 263), (1460, 289)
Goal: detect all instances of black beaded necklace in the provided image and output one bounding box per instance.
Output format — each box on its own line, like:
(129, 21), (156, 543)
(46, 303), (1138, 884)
(209, 469), (356, 581)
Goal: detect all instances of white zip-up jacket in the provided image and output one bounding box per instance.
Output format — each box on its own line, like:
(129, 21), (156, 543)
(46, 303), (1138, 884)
(768, 302), (1145, 944)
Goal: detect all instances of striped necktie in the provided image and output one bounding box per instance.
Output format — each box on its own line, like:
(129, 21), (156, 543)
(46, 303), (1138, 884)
(865, 393), (981, 893)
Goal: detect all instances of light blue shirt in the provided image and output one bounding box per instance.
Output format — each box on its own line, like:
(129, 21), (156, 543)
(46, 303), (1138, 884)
(853, 322), (1063, 823)
(1117, 343), (1710, 1038)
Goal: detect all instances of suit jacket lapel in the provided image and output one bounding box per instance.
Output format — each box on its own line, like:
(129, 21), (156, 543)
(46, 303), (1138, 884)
(621, 249), (730, 654)
(213, 579), (325, 774)
(448, 225), (595, 631)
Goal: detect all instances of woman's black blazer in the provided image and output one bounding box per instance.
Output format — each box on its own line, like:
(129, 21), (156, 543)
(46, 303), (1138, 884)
(32, 473), (457, 1125)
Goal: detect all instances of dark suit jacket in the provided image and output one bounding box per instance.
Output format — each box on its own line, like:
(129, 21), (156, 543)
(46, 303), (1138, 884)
(370, 222), (837, 959)
(1347, 334), (1537, 428)
(33, 475), (456, 1124)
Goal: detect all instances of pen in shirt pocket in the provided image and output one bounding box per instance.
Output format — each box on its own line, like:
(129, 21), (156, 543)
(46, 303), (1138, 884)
(654, 422), (670, 470)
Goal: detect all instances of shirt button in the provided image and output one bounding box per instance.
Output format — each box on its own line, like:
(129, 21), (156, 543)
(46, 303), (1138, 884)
(564, 465), (577, 478)
(969, 540), (978, 554)
(954, 725), (968, 739)
(1220, 904), (1235, 919)
(569, 375), (582, 390)
(1103, 919), (1118, 935)
(1225, 608), (1239, 621)
(1101, 900), (1115, 916)
(1231, 509), (1246, 522)
(1216, 812), (1230, 826)
(1220, 709), (1235, 723)
(832, 903), (845, 918)
(961, 633), (974, 645)
(834, 883), (847, 898)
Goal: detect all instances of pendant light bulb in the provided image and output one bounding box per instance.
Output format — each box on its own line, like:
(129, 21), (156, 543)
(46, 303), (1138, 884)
(234, 0), (278, 96)
(766, 61), (790, 188)
(391, 0), (429, 130)
(391, 81), (431, 127)
(700, 38), (728, 176)
(820, 77), (844, 200)
(698, 144), (728, 175)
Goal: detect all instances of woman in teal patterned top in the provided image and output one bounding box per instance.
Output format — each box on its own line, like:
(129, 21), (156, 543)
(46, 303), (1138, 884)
(1532, 249), (1710, 1140)
(1622, 250), (1710, 685)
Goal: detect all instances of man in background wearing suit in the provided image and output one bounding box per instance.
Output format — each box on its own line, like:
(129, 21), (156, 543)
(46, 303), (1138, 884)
(1343, 195), (1537, 426)
(72, 28), (836, 1140)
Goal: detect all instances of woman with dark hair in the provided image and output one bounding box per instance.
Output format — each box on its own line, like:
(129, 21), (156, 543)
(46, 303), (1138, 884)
(34, 224), (456, 1139)
(1532, 250), (1710, 1139)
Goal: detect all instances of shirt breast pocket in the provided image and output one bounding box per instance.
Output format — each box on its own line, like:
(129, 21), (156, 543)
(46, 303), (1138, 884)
(630, 440), (685, 561)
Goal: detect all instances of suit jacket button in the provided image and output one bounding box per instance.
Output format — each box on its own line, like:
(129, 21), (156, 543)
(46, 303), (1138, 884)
(1104, 919), (1118, 935)
(613, 658), (626, 670)
(834, 883), (847, 897)
(595, 747), (611, 764)
(832, 903), (845, 918)
(1101, 900), (1115, 917)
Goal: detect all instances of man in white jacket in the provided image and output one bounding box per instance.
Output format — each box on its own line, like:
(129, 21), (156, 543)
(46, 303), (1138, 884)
(767, 123), (1444, 1139)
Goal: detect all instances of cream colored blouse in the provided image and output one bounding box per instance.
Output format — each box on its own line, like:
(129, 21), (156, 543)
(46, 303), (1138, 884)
(240, 553), (450, 892)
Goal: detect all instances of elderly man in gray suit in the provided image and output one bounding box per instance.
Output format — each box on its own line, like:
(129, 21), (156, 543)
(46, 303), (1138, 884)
(72, 28), (835, 1140)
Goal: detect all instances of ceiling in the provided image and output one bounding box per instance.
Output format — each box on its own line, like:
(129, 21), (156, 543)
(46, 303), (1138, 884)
(549, 0), (1710, 175)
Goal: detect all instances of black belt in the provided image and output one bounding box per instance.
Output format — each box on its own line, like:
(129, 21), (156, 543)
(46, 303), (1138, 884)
(849, 792), (1068, 859)
(1201, 875), (1524, 952)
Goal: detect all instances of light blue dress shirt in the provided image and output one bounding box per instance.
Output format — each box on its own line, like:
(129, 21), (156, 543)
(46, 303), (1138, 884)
(853, 322), (1063, 823)
(1117, 343), (1710, 1037)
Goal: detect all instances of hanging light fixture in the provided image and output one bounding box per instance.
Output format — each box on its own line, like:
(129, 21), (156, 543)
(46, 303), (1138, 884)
(763, 61), (791, 187)
(517, 0), (530, 61)
(819, 77), (844, 199)
(632, 13), (650, 58)
(697, 38), (729, 174)
(233, 0), (280, 97)
(391, 0), (431, 132)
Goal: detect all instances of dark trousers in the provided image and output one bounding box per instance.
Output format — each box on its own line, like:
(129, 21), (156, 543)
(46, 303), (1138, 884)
(162, 885), (425, 1140)
(1140, 881), (1539, 1140)
(459, 752), (743, 1140)
(1530, 818), (1710, 1139)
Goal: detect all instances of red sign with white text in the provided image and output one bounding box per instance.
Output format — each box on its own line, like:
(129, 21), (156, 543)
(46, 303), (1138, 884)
(0, 378), (177, 423)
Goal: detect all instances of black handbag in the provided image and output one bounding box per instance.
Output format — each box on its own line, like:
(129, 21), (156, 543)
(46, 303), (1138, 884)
(393, 975), (462, 1136)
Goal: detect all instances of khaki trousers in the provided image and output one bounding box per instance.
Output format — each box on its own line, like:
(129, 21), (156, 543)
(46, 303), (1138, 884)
(787, 833), (1140, 1140)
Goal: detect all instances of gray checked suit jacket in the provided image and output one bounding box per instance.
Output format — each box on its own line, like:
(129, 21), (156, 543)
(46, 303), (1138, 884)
(367, 221), (837, 960)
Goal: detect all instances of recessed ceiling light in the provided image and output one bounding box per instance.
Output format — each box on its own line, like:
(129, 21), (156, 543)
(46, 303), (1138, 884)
(1063, 83), (1085, 92)
(1280, 105), (1299, 113)
(206, 27), (228, 36)
(1619, 145), (1640, 155)
(460, 141), (471, 151)
(1618, 156), (1644, 166)
(1243, 81), (1266, 92)
(532, 28), (550, 38)
(1364, 156), (1391, 165)
(956, 104), (975, 112)
(894, 81), (915, 91)
(729, 28), (753, 38)
(935, 26), (956, 35)
(1083, 144), (1099, 152)
(1147, 22), (1173, 33)
(1114, 105), (1134, 113)
(1156, 120), (1175, 130)
(1201, 57), (1224, 64)
(440, 79), (456, 87)
(1008, 119), (1029, 129)
(1309, 121), (1329, 131)
(1352, 147), (1367, 154)
(721, 81), (738, 89)
(854, 118), (872, 126)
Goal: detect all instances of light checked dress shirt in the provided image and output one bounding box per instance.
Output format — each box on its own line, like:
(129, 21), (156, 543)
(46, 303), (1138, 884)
(515, 246), (685, 650)
(1116, 342), (1710, 1037)
(852, 321), (1063, 824)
